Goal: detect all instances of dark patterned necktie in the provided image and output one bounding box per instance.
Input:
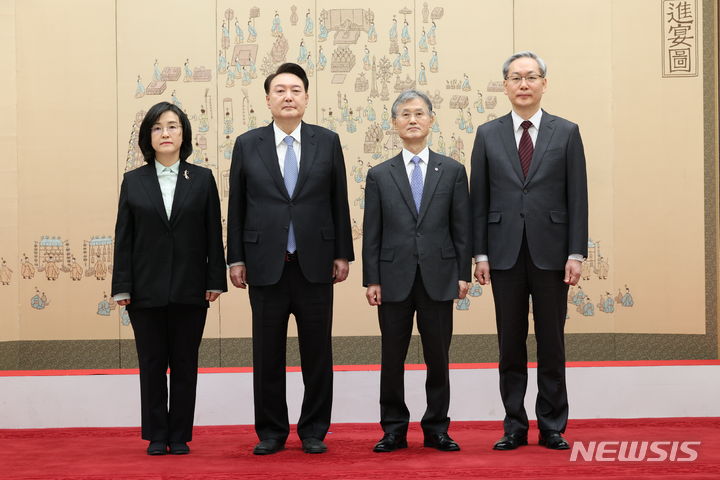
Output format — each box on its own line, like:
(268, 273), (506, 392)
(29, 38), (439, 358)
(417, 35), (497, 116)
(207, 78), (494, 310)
(518, 120), (533, 178)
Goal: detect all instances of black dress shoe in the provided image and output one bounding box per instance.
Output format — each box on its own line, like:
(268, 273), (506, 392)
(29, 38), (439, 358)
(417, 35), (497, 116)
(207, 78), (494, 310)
(423, 432), (460, 451)
(302, 437), (328, 454)
(169, 442), (190, 455)
(493, 433), (528, 450)
(539, 431), (570, 450)
(373, 433), (408, 452)
(253, 438), (285, 455)
(147, 441), (167, 455)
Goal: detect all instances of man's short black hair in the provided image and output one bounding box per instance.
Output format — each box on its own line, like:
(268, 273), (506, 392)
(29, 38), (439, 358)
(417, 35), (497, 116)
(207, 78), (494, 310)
(138, 102), (193, 162)
(263, 62), (309, 94)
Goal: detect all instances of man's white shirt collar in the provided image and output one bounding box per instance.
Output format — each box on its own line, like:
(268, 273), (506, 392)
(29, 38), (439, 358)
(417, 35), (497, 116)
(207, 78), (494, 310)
(401, 146), (429, 165)
(511, 109), (543, 132)
(273, 122), (302, 146)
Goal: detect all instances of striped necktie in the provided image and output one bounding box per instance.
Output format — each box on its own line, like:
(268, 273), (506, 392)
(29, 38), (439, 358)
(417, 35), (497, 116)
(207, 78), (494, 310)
(518, 120), (533, 178)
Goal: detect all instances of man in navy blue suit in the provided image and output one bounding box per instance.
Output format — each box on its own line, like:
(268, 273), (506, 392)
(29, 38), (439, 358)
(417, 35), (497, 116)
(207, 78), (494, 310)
(227, 63), (353, 455)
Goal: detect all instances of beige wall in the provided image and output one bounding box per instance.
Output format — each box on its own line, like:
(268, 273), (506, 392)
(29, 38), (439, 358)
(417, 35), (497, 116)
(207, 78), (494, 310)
(0, 0), (19, 343)
(611, 1), (706, 334)
(12, 0), (118, 341)
(0, 1), (716, 354)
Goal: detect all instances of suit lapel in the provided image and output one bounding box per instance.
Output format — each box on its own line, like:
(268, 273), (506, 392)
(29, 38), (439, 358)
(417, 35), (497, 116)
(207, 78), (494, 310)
(388, 153), (418, 220)
(498, 113), (525, 183)
(294, 121), (317, 199)
(257, 123), (289, 199)
(139, 163), (171, 228)
(417, 151), (442, 226)
(169, 161), (193, 225)
(525, 110), (557, 184)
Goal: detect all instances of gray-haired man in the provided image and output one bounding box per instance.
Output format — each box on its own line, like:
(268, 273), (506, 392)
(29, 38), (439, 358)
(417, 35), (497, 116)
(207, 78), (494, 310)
(471, 51), (588, 451)
(362, 90), (471, 452)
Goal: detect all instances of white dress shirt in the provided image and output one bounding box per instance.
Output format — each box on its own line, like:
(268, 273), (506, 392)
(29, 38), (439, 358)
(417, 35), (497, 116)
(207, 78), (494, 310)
(274, 122), (302, 175)
(156, 159), (180, 219)
(511, 109), (542, 148)
(402, 146), (429, 186)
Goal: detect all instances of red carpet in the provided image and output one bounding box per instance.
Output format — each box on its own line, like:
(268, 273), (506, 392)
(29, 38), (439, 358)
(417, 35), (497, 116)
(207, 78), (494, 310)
(1, 419), (718, 479)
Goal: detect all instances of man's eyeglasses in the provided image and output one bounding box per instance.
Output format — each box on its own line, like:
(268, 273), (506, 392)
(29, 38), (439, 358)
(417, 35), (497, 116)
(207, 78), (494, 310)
(505, 75), (544, 85)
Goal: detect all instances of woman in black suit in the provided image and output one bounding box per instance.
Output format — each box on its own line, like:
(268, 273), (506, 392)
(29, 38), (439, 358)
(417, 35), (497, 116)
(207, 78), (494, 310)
(112, 102), (227, 455)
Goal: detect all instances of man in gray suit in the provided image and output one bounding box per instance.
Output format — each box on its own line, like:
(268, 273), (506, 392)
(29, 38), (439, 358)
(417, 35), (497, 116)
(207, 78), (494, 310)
(470, 51), (588, 451)
(363, 90), (471, 453)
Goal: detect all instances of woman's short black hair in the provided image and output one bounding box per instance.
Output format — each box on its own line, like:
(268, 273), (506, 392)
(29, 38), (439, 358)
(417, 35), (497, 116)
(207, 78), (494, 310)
(138, 101), (193, 162)
(263, 62), (309, 94)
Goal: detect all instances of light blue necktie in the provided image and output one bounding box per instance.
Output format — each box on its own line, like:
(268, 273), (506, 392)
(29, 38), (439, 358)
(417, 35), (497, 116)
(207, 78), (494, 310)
(410, 156), (423, 213)
(283, 136), (298, 253)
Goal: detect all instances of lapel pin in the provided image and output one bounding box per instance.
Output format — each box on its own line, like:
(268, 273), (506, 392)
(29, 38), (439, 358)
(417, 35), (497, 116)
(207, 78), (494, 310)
(183, 169), (190, 180)
(434, 167), (439, 171)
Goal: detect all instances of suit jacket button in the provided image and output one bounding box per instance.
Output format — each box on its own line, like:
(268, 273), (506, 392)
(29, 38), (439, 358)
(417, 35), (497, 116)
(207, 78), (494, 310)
(520, 213), (525, 218)
(523, 189), (528, 194)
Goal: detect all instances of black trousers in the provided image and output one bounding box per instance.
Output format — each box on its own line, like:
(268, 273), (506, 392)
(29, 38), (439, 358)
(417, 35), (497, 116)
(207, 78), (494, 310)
(490, 235), (569, 435)
(377, 270), (453, 436)
(129, 303), (207, 443)
(249, 258), (334, 442)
